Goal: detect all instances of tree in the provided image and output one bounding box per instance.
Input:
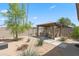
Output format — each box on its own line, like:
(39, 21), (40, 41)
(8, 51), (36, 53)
(71, 27), (79, 40)
(58, 17), (75, 27)
(58, 17), (66, 25)
(71, 23), (76, 27)
(1, 3), (32, 40)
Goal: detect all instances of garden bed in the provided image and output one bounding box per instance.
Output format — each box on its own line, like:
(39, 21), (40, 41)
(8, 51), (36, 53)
(0, 36), (56, 56)
(0, 38), (23, 42)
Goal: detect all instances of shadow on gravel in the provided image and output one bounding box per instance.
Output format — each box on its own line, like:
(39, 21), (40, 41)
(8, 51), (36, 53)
(44, 43), (79, 56)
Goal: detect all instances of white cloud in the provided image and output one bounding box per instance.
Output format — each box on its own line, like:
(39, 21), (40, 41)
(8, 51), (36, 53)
(0, 9), (8, 13)
(50, 5), (56, 9)
(33, 16), (38, 19)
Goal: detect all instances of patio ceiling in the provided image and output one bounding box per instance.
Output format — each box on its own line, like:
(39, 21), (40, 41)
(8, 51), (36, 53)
(76, 3), (79, 20)
(37, 22), (70, 28)
(37, 23), (54, 27)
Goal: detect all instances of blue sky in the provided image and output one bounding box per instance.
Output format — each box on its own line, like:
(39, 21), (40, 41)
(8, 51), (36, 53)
(0, 3), (79, 27)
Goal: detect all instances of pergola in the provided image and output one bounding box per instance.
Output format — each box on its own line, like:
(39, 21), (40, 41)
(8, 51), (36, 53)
(36, 22), (68, 39)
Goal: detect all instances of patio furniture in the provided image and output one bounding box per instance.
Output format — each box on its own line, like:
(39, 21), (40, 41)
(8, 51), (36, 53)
(0, 42), (8, 50)
(75, 44), (79, 48)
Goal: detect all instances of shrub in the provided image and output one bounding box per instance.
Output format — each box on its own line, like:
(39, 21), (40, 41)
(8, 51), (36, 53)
(26, 38), (30, 42)
(20, 49), (39, 56)
(71, 27), (79, 40)
(37, 39), (44, 46)
(17, 44), (28, 51)
(59, 37), (66, 42)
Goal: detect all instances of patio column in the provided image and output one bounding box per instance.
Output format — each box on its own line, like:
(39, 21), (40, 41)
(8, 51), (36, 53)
(52, 26), (55, 40)
(60, 25), (62, 37)
(45, 27), (48, 37)
(37, 26), (39, 37)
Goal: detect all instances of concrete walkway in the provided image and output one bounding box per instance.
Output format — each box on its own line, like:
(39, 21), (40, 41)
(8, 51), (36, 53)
(44, 40), (62, 46)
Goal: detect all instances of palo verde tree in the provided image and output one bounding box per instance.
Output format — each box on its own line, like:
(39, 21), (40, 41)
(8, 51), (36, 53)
(58, 17), (75, 27)
(1, 3), (32, 40)
(71, 27), (79, 40)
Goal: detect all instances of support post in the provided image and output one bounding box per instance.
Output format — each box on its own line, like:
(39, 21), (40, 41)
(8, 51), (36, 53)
(60, 25), (62, 37)
(37, 26), (39, 37)
(52, 26), (55, 40)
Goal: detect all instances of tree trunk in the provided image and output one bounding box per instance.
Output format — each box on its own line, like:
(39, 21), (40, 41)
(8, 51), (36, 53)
(15, 31), (18, 40)
(14, 16), (18, 40)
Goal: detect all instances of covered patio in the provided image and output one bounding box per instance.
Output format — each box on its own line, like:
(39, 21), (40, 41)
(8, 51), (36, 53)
(36, 22), (72, 40)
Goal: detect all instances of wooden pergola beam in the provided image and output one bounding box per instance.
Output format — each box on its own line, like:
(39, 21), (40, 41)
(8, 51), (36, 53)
(37, 26), (39, 37)
(52, 26), (55, 39)
(60, 25), (62, 37)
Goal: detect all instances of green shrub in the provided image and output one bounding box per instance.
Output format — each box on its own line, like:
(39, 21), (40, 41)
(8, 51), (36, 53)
(37, 39), (44, 46)
(71, 27), (79, 40)
(20, 49), (39, 56)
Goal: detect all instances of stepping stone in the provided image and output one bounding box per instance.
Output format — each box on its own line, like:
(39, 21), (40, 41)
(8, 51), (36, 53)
(59, 44), (67, 48)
